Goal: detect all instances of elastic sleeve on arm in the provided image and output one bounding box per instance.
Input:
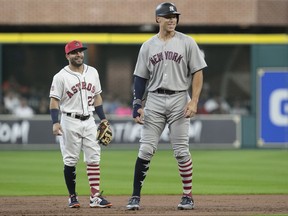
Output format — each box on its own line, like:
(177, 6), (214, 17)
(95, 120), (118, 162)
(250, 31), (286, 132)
(50, 109), (59, 124)
(94, 105), (106, 120)
(133, 75), (147, 107)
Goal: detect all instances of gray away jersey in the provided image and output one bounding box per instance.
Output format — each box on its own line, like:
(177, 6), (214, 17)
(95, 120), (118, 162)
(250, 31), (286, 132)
(134, 31), (207, 91)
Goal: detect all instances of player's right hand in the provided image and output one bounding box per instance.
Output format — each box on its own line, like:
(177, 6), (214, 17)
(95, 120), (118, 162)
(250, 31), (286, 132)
(52, 122), (63, 136)
(134, 108), (144, 125)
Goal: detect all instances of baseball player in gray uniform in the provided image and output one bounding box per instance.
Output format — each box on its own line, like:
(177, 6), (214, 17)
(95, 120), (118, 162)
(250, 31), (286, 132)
(49, 40), (112, 208)
(126, 2), (207, 210)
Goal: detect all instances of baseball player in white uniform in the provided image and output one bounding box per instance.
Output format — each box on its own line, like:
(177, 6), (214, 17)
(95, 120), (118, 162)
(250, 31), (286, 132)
(126, 2), (207, 210)
(49, 40), (112, 208)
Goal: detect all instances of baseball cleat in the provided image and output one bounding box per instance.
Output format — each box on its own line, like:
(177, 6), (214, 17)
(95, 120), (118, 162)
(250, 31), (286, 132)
(126, 196), (140, 210)
(68, 194), (80, 208)
(90, 194), (112, 208)
(177, 195), (195, 210)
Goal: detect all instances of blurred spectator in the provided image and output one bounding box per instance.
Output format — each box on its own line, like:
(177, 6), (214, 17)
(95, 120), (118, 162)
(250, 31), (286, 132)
(197, 82), (210, 114)
(114, 100), (132, 116)
(4, 90), (20, 114)
(37, 97), (50, 114)
(14, 97), (34, 119)
(230, 99), (249, 115)
(102, 93), (121, 114)
(0, 104), (6, 114)
(203, 95), (231, 114)
(2, 75), (21, 94)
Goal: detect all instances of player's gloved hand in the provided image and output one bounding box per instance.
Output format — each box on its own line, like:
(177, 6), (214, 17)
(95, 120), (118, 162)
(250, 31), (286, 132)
(97, 120), (113, 146)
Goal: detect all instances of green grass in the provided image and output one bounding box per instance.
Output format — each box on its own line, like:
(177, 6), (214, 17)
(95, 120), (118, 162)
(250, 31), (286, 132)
(0, 149), (287, 196)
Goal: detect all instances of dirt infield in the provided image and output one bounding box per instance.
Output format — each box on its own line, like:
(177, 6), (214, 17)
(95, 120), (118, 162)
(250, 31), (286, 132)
(1, 195), (288, 216)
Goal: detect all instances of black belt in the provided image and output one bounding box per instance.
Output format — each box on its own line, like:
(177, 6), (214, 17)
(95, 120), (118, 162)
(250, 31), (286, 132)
(153, 89), (185, 95)
(66, 113), (90, 121)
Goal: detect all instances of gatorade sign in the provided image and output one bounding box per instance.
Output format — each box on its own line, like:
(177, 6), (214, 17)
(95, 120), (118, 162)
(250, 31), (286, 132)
(258, 68), (288, 146)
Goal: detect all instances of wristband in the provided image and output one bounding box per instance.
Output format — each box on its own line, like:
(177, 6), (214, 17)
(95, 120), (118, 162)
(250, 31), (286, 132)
(133, 99), (142, 107)
(94, 105), (106, 120)
(50, 109), (59, 124)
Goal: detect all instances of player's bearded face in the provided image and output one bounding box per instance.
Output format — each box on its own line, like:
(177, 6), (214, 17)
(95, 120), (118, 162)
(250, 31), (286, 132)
(69, 51), (84, 67)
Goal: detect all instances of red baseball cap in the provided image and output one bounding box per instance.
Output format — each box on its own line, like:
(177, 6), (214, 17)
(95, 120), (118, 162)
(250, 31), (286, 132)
(65, 40), (87, 54)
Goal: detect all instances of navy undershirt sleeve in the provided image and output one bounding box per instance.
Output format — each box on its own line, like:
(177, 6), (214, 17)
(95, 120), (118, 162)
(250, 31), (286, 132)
(133, 75), (147, 102)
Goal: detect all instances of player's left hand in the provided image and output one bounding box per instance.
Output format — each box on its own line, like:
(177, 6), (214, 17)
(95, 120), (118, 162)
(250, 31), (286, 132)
(184, 101), (197, 118)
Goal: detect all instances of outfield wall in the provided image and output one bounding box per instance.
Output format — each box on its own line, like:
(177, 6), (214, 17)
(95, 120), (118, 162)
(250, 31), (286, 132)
(0, 114), (242, 150)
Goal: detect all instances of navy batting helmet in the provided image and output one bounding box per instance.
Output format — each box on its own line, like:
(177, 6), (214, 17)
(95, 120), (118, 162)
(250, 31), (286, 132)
(155, 2), (180, 23)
